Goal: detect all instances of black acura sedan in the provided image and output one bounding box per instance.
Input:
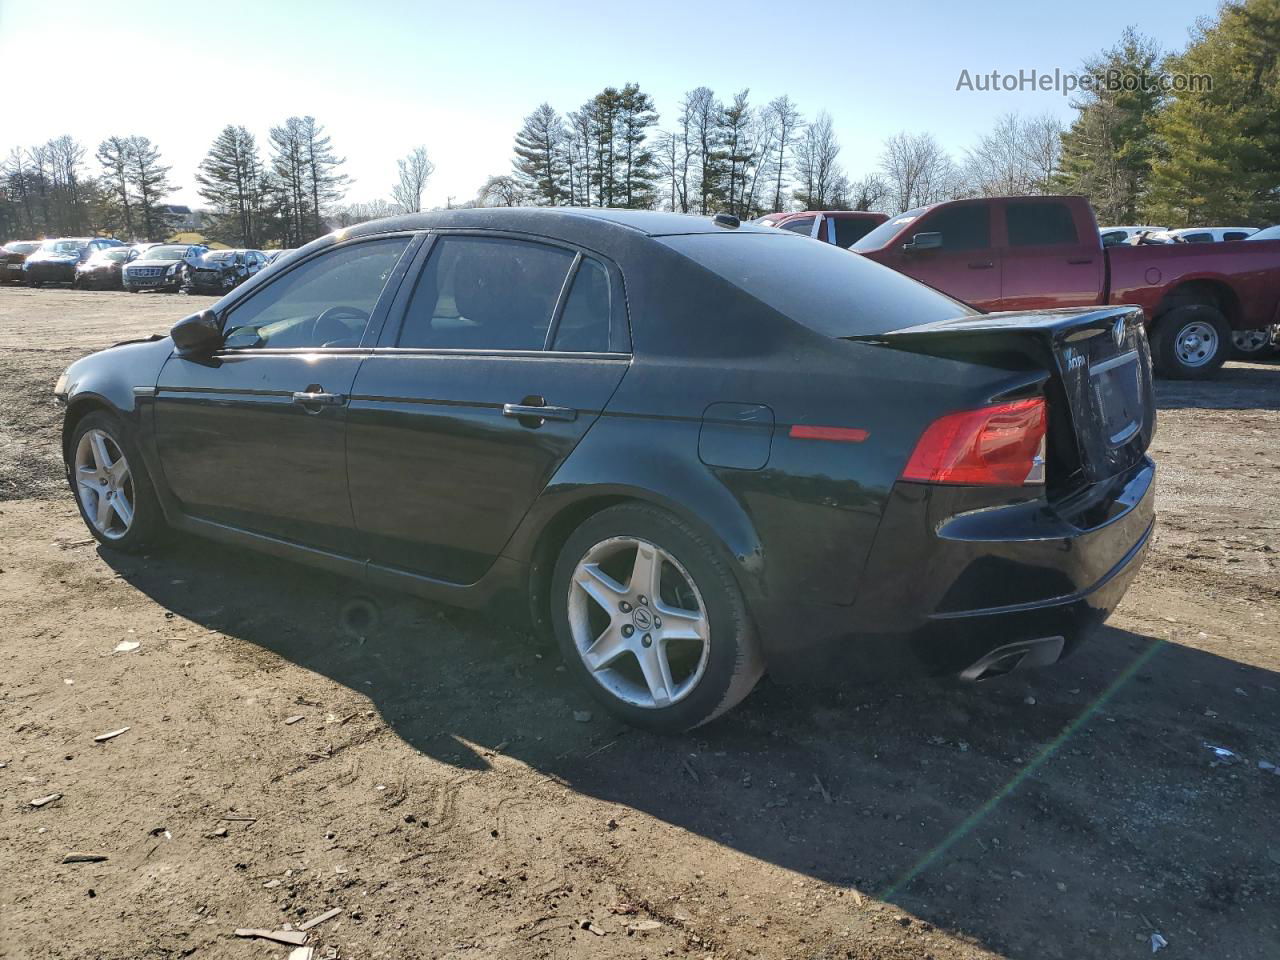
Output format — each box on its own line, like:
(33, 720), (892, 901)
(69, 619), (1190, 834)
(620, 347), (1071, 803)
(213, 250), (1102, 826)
(54, 209), (1156, 731)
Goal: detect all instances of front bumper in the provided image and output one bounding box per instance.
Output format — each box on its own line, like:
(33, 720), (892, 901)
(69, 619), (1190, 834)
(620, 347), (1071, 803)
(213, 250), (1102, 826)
(25, 261), (77, 283)
(754, 458), (1156, 683)
(123, 271), (181, 291)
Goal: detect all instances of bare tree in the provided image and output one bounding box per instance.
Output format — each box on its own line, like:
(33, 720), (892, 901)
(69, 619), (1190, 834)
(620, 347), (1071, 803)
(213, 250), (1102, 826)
(391, 146), (435, 213)
(765, 95), (803, 212)
(880, 131), (959, 212)
(476, 174), (523, 207)
(963, 112), (1063, 196)
(846, 173), (890, 212)
(792, 112), (845, 209)
(330, 198), (400, 228)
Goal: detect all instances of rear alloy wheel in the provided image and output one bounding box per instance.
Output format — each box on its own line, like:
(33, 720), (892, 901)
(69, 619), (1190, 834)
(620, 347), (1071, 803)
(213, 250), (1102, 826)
(69, 412), (163, 551)
(1231, 328), (1276, 360)
(1152, 304), (1230, 379)
(552, 504), (762, 732)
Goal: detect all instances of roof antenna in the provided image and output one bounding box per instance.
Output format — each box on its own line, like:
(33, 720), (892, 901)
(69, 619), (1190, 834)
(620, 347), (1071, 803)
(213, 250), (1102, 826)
(712, 212), (740, 229)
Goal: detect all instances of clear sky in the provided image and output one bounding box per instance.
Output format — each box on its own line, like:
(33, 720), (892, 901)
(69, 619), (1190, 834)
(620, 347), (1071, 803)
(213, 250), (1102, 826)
(0, 0), (1218, 211)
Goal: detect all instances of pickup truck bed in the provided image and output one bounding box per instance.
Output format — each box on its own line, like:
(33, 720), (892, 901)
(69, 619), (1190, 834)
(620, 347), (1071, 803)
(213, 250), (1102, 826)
(852, 195), (1280, 378)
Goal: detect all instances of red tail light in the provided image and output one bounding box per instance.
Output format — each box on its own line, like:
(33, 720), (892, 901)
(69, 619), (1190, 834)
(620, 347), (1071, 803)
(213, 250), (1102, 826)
(902, 397), (1047, 487)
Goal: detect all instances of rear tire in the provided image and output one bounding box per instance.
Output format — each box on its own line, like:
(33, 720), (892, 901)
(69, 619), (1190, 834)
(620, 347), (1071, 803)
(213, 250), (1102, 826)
(1151, 304), (1230, 379)
(550, 503), (763, 733)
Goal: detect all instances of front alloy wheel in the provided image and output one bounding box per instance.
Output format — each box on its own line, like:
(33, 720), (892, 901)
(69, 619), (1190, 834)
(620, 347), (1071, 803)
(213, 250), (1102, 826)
(68, 412), (163, 551)
(74, 428), (135, 539)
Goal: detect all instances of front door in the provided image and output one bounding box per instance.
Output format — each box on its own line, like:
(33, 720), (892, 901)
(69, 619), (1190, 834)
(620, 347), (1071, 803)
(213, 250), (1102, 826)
(874, 201), (1001, 310)
(346, 233), (630, 584)
(153, 234), (417, 553)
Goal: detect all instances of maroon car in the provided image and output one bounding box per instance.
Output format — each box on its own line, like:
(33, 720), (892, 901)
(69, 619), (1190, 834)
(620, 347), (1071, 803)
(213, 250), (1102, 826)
(852, 196), (1280, 378)
(755, 211), (888, 248)
(2, 239), (42, 284)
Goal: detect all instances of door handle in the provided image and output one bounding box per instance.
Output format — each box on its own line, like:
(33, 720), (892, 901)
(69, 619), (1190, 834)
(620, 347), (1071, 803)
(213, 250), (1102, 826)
(292, 390), (345, 407)
(503, 401), (577, 424)
(1067, 257), (1094, 265)
(967, 260), (994, 269)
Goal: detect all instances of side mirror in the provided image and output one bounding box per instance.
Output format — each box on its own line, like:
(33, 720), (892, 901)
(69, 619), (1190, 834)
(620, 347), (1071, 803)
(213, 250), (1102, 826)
(170, 309), (222, 357)
(903, 232), (943, 253)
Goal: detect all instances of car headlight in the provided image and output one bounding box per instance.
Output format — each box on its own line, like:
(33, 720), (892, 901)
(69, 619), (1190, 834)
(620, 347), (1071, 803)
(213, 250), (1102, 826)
(166, 263), (178, 275)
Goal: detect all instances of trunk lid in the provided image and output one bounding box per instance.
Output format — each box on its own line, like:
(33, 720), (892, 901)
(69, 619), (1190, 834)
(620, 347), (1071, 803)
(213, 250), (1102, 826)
(849, 306), (1155, 494)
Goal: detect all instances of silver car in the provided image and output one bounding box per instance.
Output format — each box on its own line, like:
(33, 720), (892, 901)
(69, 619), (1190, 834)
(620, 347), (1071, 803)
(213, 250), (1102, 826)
(121, 243), (208, 293)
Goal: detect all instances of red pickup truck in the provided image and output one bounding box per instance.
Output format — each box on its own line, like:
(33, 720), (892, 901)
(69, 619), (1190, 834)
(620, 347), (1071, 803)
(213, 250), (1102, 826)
(851, 195), (1280, 378)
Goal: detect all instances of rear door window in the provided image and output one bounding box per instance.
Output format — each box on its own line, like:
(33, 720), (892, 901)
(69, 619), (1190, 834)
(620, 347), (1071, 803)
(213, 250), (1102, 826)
(552, 257), (611, 353)
(1007, 202), (1078, 246)
(780, 216), (815, 236)
(397, 235), (575, 350)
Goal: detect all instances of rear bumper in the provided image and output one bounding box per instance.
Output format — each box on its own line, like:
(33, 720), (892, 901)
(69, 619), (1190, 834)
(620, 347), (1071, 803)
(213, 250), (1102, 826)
(753, 458), (1155, 683)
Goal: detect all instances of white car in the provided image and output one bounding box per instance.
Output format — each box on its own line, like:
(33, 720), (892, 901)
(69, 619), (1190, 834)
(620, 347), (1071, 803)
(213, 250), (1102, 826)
(1099, 225), (1169, 246)
(1150, 226), (1258, 243)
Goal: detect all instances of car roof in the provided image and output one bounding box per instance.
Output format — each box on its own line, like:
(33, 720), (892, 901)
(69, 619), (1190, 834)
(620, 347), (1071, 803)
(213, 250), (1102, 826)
(341, 207), (778, 241)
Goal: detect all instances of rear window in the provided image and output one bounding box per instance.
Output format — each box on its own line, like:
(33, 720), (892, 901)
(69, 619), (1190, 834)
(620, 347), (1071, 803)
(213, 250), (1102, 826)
(661, 232), (976, 337)
(1007, 201), (1078, 246)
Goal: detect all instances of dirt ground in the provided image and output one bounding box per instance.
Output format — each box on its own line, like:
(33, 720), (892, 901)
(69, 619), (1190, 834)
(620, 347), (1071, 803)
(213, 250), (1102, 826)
(1, 285), (1277, 960)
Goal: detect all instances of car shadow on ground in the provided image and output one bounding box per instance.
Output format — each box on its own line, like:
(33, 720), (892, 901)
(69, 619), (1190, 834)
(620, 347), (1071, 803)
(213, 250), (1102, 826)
(104, 537), (1280, 959)
(1155, 360), (1280, 410)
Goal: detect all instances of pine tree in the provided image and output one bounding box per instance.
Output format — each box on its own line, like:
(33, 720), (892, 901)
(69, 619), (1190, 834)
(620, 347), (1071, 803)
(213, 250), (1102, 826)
(1147, 0), (1280, 225)
(616, 83), (658, 209)
(196, 126), (265, 247)
(513, 104), (567, 205)
(269, 118), (309, 245)
(96, 136), (135, 238)
(298, 117), (349, 236)
(1055, 27), (1165, 224)
(125, 136), (175, 241)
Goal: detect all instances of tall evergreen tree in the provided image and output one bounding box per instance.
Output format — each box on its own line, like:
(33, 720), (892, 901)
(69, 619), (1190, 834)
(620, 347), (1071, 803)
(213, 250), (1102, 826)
(1055, 27), (1165, 224)
(125, 136), (175, 241)
(513, 103), (567, 205)
(1147, 0), (1280, 225)
(616, 83), (658, 209)
(196, 126), (265, 247)
(269, 118), (309, 244)
(299, 117), (350, 236)
(96, 136), (135, 238)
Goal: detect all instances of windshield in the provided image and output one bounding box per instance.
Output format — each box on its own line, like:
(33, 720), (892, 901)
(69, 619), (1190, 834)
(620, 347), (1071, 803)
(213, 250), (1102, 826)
(141, 245), (190, 261)
(850, 208), (926, 251)
(1247, 225), (1280, 241)
(661, 232), (975, 338)
(91, 248), (131, 263)
(4, 241), (41, 254)
(39, 239), (86, 255)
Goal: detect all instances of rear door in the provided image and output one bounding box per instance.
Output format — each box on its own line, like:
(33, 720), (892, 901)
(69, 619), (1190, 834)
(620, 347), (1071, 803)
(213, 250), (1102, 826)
(876, 201), (1001, 309)
(997, 198), (1104, 311)
(346, 232), (630, 584)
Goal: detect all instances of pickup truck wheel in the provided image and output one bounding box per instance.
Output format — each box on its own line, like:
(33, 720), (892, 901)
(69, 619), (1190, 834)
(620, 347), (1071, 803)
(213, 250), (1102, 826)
(1152, 305), (1230, 379)
(1231, 328), (1276, 360)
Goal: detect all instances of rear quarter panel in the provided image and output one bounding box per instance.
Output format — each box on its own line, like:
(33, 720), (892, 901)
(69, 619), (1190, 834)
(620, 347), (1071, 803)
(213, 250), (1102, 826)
(1105, 239), (1280, 328)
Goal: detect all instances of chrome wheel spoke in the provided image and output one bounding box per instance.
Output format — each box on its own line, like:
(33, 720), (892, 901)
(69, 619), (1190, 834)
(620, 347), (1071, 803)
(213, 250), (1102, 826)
(77, 465), (102, 491)
(654, 602), (706, 642)
(582, 626), (630, 671)
(636, 641), (675, 707)
(108, 458), (130, 486)
(628, 542), (662, 599)
(110, 491), (133, 528)
(95, 490), (114, 530)
(574, 563), (628, 613)
(89, 432), (113, 473)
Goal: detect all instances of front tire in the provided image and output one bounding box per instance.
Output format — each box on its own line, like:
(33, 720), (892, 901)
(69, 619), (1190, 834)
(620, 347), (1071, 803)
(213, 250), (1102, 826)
(1231, 327), (1276, 360)
(68, 411), (164, 552)
(551, 503), (763, 733)
(1151, 304), (1230, 379)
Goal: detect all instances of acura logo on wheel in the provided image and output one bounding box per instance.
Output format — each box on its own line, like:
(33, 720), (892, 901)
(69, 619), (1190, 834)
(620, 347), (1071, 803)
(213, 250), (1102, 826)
(632, 607), (653, 630)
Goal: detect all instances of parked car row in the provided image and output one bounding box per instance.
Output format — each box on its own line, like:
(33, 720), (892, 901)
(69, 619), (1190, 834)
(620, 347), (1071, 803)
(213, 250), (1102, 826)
(1100, 224), (1260, 245)
(0, 237), (291, 295)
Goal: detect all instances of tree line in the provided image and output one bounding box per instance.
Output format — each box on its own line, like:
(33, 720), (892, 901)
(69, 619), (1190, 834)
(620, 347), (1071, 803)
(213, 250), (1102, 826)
(485, 0), (1278, 226)
(1, 0), (1275, 241)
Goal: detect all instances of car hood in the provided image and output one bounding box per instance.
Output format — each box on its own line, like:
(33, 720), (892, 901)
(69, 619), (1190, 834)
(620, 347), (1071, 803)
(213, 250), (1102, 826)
(193, 258), (235, 270)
